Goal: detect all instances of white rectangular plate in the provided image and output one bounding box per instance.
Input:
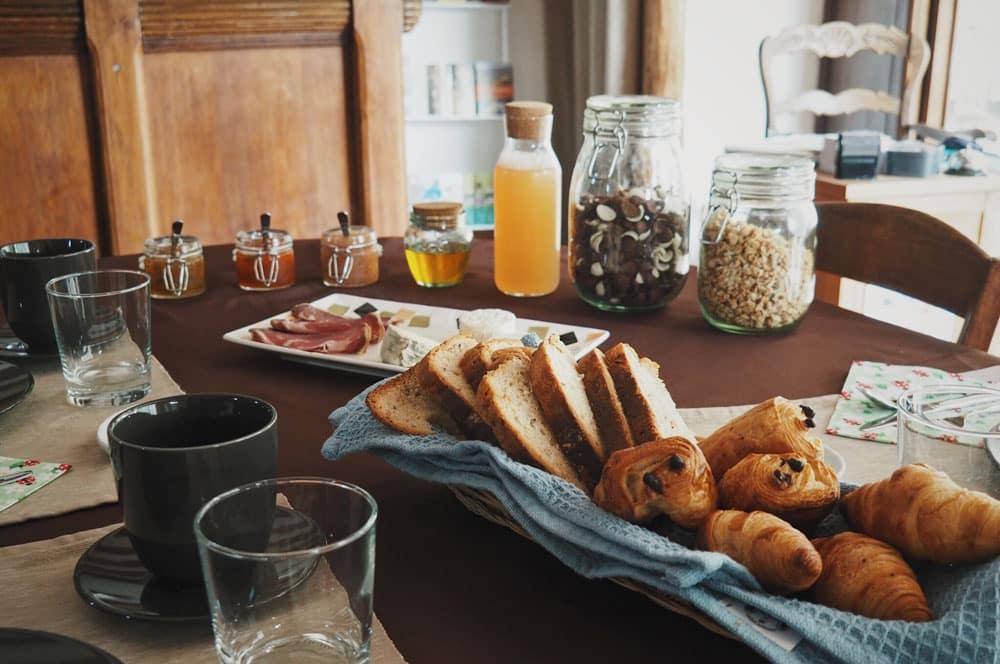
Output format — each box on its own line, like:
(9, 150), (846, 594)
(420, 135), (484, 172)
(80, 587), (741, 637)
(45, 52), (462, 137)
(222, 293), (611, 378)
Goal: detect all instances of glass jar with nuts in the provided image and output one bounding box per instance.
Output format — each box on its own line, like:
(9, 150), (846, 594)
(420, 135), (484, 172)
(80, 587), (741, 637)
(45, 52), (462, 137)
(568, 95), (690, 312)
(698, 153), (817, 334)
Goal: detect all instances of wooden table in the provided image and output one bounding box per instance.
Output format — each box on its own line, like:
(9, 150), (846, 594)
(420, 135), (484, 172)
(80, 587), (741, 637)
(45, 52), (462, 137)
(2, 239), (996, 663)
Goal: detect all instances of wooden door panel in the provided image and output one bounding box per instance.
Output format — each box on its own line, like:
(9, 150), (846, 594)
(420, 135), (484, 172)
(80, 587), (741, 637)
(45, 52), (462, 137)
(143, 47), (353, 246)
(0, 55), (101, 248)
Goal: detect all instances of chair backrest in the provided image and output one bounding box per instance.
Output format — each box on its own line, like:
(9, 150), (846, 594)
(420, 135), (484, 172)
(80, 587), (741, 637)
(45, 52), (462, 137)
(815, 202), (1000, 351)
(759, 21), (930, 137)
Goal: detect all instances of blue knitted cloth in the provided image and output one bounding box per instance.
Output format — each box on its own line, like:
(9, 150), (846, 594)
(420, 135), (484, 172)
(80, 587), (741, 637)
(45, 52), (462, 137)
(322, 383), (1000, 664)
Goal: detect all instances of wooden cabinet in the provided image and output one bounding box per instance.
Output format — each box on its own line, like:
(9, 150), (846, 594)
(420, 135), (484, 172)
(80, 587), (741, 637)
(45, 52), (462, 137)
(0, 0), (418, 254)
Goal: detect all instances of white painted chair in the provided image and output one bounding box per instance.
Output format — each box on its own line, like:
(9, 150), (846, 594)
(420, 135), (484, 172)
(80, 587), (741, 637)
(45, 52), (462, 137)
(759, 21), (930, 137)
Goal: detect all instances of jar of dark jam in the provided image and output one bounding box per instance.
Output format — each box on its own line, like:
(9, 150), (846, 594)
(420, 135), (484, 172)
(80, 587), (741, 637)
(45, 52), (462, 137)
(139, 222), (206, 299)
(233, 221), (295, 291)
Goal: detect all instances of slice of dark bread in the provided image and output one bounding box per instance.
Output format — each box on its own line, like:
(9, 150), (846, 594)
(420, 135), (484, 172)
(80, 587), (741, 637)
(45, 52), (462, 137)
(476, 352), (586, 491)
(529, 336), (605, 490)
(578, 348), (635, 453)
(605, 342), (695, 445)
(366, 364), (460, 436)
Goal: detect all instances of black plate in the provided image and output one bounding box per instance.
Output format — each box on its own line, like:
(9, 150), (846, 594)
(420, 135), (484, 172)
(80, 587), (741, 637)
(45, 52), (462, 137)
(0, 628), (122, 663)
(74, 508), (321, 623)
(0, 360), (33, 415)
(0, 323), (58, 359)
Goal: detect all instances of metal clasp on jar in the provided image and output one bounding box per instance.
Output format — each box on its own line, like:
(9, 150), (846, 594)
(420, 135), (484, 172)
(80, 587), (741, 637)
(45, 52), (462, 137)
(327, 240), (380, 286)
(252, 252), (281, 287)
(586, 109), (628, 180)
(702, 170), (740, 246)
(162, 256), (190, 296)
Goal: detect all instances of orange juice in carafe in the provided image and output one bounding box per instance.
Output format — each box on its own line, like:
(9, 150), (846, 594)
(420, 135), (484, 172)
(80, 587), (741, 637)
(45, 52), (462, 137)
(493, 101), (561, 297)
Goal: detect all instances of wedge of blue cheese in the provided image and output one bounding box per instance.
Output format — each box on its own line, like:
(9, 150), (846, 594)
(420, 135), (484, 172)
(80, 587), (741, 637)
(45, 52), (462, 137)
(380, 324), (438, 368)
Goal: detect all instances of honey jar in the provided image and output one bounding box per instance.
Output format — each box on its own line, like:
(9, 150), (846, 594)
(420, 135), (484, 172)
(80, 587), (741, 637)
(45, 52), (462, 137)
(139, 220), (206, 299)
(233, 213), (295, 291)
(321, 214), (381, 287)
(404, 202), (472, 288)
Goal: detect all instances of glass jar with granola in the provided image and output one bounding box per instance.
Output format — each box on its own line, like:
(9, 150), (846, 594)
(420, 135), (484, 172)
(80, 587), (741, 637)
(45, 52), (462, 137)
(568, 95), (689, 312)
(698, 153), (817, 334)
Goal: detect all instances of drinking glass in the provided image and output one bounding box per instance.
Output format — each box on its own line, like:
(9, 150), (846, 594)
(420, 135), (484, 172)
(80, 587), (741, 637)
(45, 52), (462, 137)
(195, 478), (377, 664)
(45, 270), (152, 407)
(897, 384), (1000, 497)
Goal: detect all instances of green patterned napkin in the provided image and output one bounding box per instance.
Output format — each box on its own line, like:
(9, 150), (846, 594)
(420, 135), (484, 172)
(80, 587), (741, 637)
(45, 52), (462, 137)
(826, 361), (981, 443)
(0, 456), (72, 513)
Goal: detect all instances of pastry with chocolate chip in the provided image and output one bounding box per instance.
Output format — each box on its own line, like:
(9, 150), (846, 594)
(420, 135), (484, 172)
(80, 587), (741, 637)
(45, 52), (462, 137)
(593, 437), (717, 528)
(717, 453), (840, 530)
(698, 397), (824, 480)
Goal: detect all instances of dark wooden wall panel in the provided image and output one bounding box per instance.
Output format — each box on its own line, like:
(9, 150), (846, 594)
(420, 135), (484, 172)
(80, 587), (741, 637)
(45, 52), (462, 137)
(0, 55), (101, 247)
(142, 47), (354, 245)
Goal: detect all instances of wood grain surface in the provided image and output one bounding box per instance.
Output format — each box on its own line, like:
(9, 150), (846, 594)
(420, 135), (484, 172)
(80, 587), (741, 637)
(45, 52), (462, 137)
(0, 54), (101, 247)
(816, 202), (1000, 350)
(641, 0), (684, 100)
(143, 47), (353, 245)
(139, 0), (350, 53)
(0, 0), (84, 55)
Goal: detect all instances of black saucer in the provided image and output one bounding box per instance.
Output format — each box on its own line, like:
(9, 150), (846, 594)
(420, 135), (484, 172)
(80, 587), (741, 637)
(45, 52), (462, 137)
(0, 628), (122, 663)
(0, 360), (33, 415)
(73, 527), (210, 623)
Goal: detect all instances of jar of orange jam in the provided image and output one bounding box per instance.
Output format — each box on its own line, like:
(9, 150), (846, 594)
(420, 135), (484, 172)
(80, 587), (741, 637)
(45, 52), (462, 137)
(320, 224), (381, 287)
(139, 221), (206, 299)
(233, 214), (295, 291)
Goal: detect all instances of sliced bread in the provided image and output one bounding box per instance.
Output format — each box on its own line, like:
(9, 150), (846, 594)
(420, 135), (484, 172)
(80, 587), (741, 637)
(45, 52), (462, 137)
(366, 364), (459, 436)
(529, 336), (605, 489)
(476, 352), (586, 491)
(419, 333), (480, 419)
(605, 342), (696, 445)
(578, 348), (635, 453)
(460, 338), (524, 391)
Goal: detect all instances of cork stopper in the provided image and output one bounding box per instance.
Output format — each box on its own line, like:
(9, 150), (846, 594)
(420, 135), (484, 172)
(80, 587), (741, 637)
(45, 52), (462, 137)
(412, 201), (464, 229)
(505, 101), (553, 140)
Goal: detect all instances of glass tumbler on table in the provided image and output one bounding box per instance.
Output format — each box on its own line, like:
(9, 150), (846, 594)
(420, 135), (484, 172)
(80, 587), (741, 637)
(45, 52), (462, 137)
(45, 269), (152, 407)
(493, 101), (561, 297)
(897, 385), (1000, 497)
(195, 478), (377, 664)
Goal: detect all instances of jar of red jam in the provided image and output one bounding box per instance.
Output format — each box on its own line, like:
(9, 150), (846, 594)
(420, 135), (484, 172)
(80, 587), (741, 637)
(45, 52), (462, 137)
(233, 214), (295, 291)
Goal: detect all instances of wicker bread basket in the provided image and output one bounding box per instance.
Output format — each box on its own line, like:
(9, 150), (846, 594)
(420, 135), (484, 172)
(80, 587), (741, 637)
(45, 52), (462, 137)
(448, 484), (737, 640)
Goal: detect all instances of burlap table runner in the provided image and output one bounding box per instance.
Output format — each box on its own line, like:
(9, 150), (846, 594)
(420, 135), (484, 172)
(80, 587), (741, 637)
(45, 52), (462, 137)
(0, 356), (183, 526)
(680, 393), (897, 485)
(0, 523), (407, 663)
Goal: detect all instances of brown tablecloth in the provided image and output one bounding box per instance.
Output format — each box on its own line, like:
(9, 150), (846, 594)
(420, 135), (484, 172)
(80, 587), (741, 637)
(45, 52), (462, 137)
(3, 239), (997, 664)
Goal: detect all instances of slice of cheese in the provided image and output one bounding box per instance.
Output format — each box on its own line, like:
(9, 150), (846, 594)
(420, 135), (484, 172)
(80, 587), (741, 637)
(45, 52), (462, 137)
(380, 324), (438, 368)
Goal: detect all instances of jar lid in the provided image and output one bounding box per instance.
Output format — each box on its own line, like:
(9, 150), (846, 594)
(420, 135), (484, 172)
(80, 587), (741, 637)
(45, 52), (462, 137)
(236, 228), (293, 252)
(143, 235), (202, 258)
(583, 95), (680, 138)
(505, 101), (552, 140)
(712, 153), (816, 201)
(411, 202), (465, 229)
(322, 225), (378, 247)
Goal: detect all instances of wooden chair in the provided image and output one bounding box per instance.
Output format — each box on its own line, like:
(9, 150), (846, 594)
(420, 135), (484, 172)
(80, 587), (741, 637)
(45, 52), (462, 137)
(759, 21), (930, 137)
(815, 202), (1000, 351)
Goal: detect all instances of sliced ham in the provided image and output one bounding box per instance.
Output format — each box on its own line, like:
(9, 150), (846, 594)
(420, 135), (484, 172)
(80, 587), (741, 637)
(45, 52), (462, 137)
(250, 325), (371, 354)
(283, 305), (385, 344)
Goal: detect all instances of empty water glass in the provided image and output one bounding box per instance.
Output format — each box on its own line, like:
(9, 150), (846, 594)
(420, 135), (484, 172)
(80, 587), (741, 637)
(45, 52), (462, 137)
(45, 270), (152, 407)
(195, 478), (377, 664)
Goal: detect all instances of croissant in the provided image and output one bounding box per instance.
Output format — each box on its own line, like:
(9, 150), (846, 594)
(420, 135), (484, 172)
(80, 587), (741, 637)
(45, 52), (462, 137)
(718, 454), (840, 529)
(811, 532), (932, 622)
(594, 437), (717, 529)
(699, 397), (824, 479)
(841, 463), (1000, 563)
(696, 510), (822, 595)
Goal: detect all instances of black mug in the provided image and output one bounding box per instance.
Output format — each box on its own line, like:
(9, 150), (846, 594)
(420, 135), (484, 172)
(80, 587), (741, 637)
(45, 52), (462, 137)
(108, 393), (278, 586)
(0, 238), (97, 351)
